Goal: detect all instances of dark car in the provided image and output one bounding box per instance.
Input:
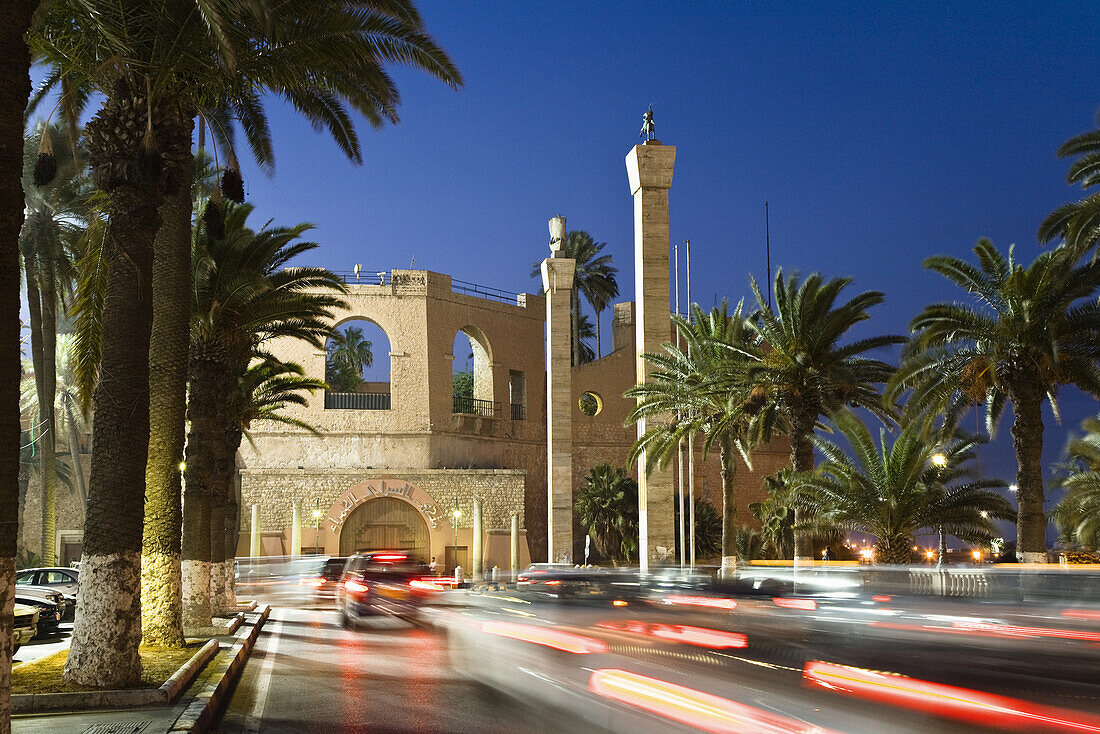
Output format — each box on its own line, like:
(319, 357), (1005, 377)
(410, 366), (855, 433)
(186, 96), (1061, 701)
(298, 556), (349, 603)
(336, 551), (438, 627)
(15, 589), (62, 637)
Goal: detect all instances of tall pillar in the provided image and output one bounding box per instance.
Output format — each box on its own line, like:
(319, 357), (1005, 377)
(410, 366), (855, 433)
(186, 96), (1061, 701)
(510, 512), (520, 576)
(249, 503), (261, 558)
(541, 215), (576, 564)
(290, 500), (302, 557)
(472, 498), (484, 582)
(626, 140), (676, 571)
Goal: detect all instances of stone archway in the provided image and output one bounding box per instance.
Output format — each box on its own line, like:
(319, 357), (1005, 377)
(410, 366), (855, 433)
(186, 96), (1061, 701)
(339, 497), (430, 558)
(318, 478), (444, 559)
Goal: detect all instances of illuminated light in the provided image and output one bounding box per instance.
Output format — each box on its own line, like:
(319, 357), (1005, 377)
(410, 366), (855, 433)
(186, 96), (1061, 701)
(931, 453), (948, 467)
(972, 550), (982, 561)
(772, 597), (817, 611)
(298, 576), (325, 588)
(925, 550), (935, 560)
(410, 579), (444, 591)
(178, 461), (186, 472)
(803, 661), (1100, 732)
(952, 621), (1100, 643)
(666, 594), (737, 610)
(481, 621), (608, 654)
(859, 549), (874, 560)
(612, 600), (628, 607)
(589, 669), (838, 734)
(544, 580), (562, 586)
(373, 553), (407, 562)
(516, 575), (528, 583)
(1063, 609), (1100, 621)
(595, 620), (748, 649)
(343, 579), (368, 594)
(872, 595), (891, 602)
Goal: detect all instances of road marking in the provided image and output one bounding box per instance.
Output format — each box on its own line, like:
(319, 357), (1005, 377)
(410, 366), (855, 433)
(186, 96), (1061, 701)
(244, 612), (284, 733)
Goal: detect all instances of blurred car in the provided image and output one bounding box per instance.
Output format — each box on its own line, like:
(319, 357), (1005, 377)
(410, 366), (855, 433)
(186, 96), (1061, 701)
(17, 567), (78, 619)
(297, 556), (348, 603)
(516, 565), (645, 604)
(13, 603), (38, 653)
(15, 588), (63, 637)
(336, 551), (438, 626)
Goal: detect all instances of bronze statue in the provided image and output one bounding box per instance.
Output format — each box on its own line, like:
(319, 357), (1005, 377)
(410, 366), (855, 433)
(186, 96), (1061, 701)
(640, 105), (655, 141)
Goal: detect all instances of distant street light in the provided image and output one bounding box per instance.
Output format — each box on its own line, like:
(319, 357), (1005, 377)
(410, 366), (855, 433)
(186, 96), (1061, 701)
(1008, 484), (1018, 493)
(312, 508), (323, 553)
(931, 453), (948, 468)
(452, 499), (462, 572)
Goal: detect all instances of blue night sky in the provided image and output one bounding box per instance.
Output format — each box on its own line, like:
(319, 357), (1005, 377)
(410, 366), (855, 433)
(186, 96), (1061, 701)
(150, 3), (1100, 537)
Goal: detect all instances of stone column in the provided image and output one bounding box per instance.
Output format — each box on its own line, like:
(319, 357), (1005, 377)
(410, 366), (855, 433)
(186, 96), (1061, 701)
(290, 500), (302, 557)
(472, 499), (484, 582)
(510, 512), (520, 577)
(541, 216), (576, 565)
(249, 503), (261, 557)
(626, 141), (676, 571)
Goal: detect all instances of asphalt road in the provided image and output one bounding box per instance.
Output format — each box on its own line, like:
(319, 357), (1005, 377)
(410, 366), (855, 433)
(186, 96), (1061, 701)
(211, 604), (567, 734)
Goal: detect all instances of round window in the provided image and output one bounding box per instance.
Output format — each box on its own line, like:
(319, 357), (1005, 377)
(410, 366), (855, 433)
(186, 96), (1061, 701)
(579, 392), (603, 417)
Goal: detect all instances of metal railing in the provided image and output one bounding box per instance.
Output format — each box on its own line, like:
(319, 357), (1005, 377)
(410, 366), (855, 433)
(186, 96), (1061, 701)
(510, 403), (526, 421)
(453, 395), (500, 418)
(332, 269), (390, 286)
(451, 278), (524, 306)
(324, 391), (391, 410)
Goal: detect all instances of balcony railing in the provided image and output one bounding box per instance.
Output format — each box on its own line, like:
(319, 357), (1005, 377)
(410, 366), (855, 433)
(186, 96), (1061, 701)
(510, 403), (526, 421)
(324, 391), (391, 410)
(453, 395), (501, 418)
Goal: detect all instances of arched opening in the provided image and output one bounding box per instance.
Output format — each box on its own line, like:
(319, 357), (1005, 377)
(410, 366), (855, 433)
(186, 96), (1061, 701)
(452, 326), (496, 416)
(325, 319), (391, 410)
(339, 497), (430, 560)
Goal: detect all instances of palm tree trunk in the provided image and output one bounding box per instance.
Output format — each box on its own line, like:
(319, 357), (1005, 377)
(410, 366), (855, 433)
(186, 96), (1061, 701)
(875, 536), (914, 564)
(217, 426), (243, 614)
(718, 432), (738, 577)
(182, 355), (220, 629)
(141, 135), (193, 646)
(595, 306), (602, 359)
(21, 244), (56, 564)
(1, 4), (39, 727)
(63, 400), (87, 510)
(790, 409), (816, 561)
(64, 96), (164, 687)
(209, 501), (226, 615)
(40, 237), (58, 566)
(1011, 382), (1047, 563)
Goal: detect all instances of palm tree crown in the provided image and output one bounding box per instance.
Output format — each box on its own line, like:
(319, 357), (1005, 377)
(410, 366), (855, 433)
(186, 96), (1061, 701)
(794, 411), (1015, 564)
(889, 238), (1100, 561)
(742, 270), (904, 558)
(1052, 416), (1100, 549)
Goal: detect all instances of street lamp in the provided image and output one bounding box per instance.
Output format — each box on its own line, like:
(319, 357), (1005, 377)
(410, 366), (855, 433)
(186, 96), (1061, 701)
(312, 508), (323, 553)
(931, 453), (948, 468)
(452, 499), (462, 572)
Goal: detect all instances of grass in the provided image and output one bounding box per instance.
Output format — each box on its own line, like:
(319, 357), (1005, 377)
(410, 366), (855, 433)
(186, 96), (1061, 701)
(12, 641), (210, 695)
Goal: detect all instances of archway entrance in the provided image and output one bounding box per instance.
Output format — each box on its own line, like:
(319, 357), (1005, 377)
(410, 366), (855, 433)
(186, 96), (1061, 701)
(339, 497), (430, 560)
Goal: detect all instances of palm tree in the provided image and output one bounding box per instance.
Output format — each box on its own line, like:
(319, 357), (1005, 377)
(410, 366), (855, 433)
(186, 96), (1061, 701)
(743, 271), (904, 560)
(20, 123), (86, 565)
(673, 497), (722, 561)
(210, 357), (326, 613)
(32, 0), (461, 671)
(627, 301), (764, 575)
(531, 231), (618, 364)
(186, 203), (345, 626)
(1051, 416), (1100, 549)
(2, 3), (45, 724)
(574, 464), (639, 564)
(889, 239), (1100, 562)
(1039, 113), (1100, 256)
(326, 326), (373, 391)
(793, 411), (1015, 563)
(751, 469), (797, 560)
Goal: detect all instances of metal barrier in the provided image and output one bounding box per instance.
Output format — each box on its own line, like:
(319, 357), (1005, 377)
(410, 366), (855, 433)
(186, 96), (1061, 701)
(510, 403), (526, 421)
(453, 395), (501, 417)
(324, 391), (391, 410)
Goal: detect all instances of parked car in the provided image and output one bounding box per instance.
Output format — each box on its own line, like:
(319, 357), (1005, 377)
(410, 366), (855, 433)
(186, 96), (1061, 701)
(15, 586), (68, 635)
(336, 551), (438, 626)
(17, 567), (78, 597)
(13, 603), (38, 653)
(17, 567), (77, 619)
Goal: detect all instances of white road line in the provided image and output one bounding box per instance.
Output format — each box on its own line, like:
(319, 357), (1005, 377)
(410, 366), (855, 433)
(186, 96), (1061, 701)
(244, 612), (285, 733)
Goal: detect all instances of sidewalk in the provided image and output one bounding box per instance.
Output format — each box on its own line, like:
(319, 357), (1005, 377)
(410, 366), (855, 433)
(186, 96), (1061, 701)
(12, 607), (268, 734)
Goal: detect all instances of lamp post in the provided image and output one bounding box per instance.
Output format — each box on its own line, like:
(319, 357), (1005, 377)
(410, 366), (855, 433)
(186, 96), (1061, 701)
(931, 453), (948, 567)
(452, 499), (462, 572)
(312, 508), (323, 554)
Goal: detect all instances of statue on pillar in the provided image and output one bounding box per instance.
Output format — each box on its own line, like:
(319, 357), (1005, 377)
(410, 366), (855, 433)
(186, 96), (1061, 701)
(639, 105), (655, 141)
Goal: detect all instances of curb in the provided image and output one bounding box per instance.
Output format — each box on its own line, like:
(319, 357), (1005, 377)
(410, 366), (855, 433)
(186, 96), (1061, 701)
(10, 638), (220, 714)
(183, 611), (245, 639)
(169, 604), (271, 733)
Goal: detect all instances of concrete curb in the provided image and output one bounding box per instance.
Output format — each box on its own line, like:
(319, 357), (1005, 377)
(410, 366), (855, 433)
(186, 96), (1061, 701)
(183, 611), (245, 639)
(169, 604), (271, 733)
(10, 638), (220, 714)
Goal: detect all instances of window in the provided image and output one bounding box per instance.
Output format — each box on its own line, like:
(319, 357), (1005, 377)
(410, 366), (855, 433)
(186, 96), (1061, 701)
(509, 370), (526, 420)
(15, 572), (34, 584)
(579, 391), (603, 416)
